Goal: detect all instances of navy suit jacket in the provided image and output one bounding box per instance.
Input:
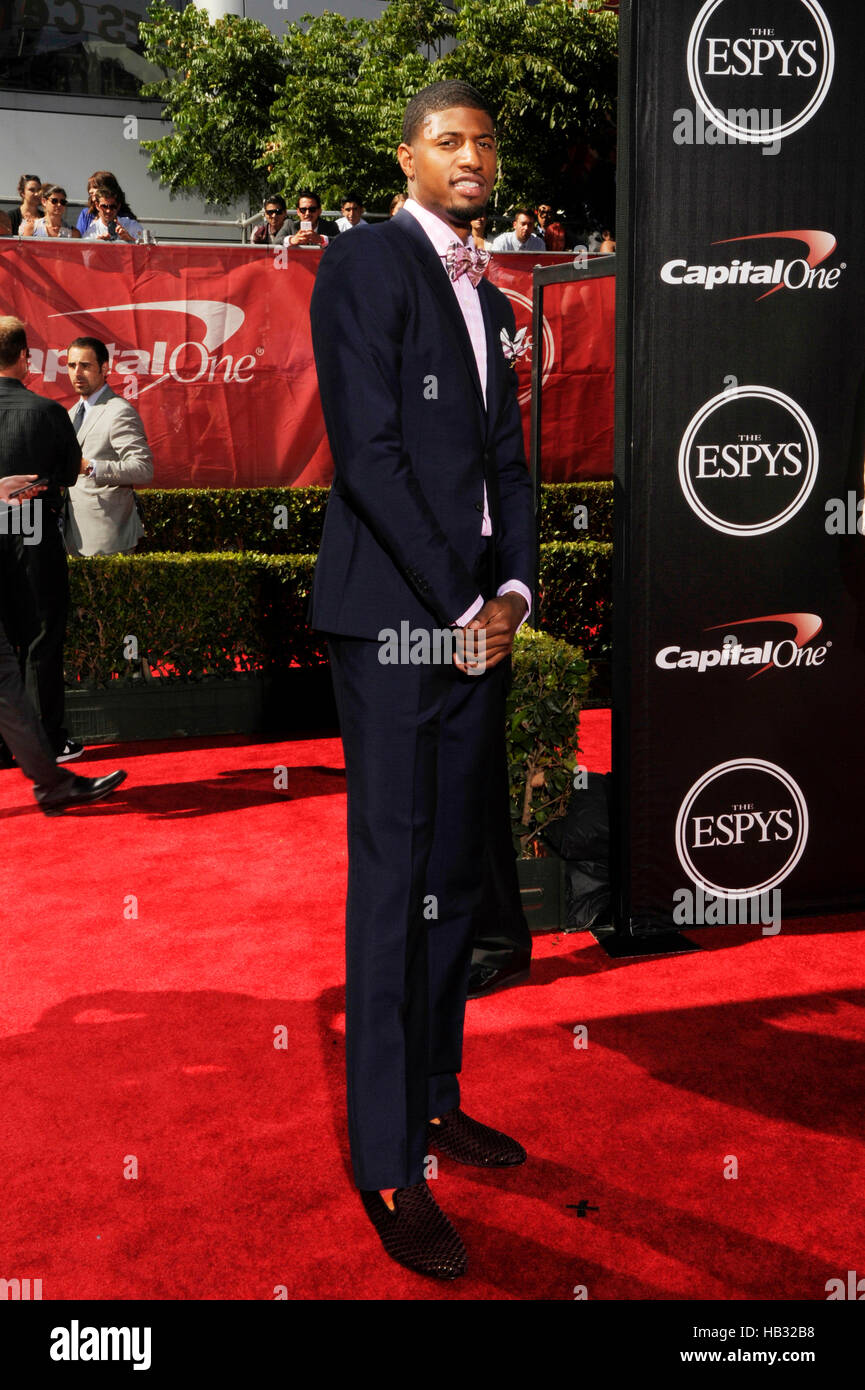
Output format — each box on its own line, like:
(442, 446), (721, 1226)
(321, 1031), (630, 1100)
(308, 207), (536, 637)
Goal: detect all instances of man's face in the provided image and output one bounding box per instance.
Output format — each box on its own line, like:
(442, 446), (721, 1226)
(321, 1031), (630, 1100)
(68, 347), (109, 398)
(341, 201), (363, 226)
(513, 214), (534, 243)
(264, 203), (287, 233)
(297, 197), (320, 227)
(397, 106), (497, 231)
(535, 204), (553, 227)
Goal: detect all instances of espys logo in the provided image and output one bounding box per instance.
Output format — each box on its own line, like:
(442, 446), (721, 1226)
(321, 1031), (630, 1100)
(32, 299), (257, 393)
(676, 758), (809, 898)
(660, 229), (843, 301)
(678, 385), (819, 536)
(687, 0), (835, 143)
(656, 612), (829, 678)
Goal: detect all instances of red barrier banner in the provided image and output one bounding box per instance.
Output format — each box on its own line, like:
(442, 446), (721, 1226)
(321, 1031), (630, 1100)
(0, 239), (613, 488)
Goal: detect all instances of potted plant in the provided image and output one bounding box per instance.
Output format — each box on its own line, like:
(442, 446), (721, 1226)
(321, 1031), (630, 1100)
(506, 626), (590, 930)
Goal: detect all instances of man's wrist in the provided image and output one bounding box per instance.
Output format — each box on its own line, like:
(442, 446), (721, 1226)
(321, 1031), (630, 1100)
(497, 580), (532, 629)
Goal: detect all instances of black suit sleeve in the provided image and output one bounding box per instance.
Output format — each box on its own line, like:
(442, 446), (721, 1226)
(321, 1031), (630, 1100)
(46, 401), (81, 488)
(310, 231), (482, 626)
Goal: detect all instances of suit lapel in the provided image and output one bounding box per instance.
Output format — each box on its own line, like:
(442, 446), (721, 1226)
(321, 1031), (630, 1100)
(477, 282), (504, 445)
(391, 211), (487, 417)
(75, 384), (115, 450)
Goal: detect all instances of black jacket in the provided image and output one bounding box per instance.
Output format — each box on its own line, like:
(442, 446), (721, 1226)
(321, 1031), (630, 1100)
(308, 207), (536, 637)
(0, 377), (81, 511)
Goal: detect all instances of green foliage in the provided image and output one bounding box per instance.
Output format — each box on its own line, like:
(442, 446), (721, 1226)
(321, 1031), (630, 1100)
(266, 1), (452, 208)
(66, 552), (325, 686)
(139, 1), (286, 206)
(539, 480), (613, 543)
(136, 486), (330, 554)
(538, 539), (612, 662)
(507, 626), (589, 853)
(139, 0), (617, 214)
(439, 0), (619, 208)
(136, 483), (609, 553)
(129, 485), (612, 662)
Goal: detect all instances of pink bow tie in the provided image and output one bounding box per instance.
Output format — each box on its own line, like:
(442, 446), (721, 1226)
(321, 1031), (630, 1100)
(444, 241), (491, 287)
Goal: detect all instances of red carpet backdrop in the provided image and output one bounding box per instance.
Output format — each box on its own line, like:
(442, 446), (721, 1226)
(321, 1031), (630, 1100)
(1, 718), (864, 1300)
(614, 0), (865, 930)
(0, 241), (614, 488)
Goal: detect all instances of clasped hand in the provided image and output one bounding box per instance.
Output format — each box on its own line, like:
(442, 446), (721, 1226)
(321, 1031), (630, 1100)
(454, 592), (527, 675)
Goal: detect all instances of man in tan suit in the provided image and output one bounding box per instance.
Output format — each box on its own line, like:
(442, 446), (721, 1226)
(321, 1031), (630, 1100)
(65, 337), (153, 555)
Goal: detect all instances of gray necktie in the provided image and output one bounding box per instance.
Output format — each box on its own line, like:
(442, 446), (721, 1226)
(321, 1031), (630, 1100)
(73, 402), (85, 432)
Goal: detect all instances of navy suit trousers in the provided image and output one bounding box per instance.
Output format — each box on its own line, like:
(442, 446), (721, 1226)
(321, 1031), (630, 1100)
(328, 633), (507, 1191)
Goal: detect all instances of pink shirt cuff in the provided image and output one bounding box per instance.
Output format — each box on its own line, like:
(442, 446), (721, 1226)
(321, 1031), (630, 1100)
(452, 581), (532, 630)
(453, 594), (484, 628)
(498, 580), (532, 629)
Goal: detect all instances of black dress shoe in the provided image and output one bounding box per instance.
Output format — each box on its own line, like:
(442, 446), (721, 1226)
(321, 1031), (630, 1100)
(359, 1182), (467, 1279)
(37, 770), (127, 816)
(467, 950), (531, 999)
(428, 1108), (526, 1167)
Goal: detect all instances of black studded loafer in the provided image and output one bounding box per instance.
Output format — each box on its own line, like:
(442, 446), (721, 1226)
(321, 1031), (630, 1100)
(427, 1108), (527, 1167)
(358, 1181), (467, 1279)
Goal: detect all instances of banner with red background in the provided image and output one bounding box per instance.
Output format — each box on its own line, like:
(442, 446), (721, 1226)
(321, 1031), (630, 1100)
(0, 239), (613, 488)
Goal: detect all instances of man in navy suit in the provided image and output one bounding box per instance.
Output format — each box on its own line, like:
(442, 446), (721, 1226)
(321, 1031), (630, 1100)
(309, 81), (536, 1279)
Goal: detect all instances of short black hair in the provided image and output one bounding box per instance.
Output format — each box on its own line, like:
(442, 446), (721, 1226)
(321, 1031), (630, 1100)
(402, 81), (494, 146)
(296, 189), (321, 208)
(340, 193), (364, 207)
(68, 336), (109, 368)
(264, 194), (287, 211)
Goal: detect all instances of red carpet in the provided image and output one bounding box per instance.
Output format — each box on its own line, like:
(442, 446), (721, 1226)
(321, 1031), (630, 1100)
(1, 708), (863, 1300)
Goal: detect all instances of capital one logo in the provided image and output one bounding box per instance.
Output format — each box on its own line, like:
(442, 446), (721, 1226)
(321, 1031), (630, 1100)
(660, 229), (843, 301)
(676, 758), (809, 898)
(656, 611), (829, 677)
(687, 0), (835, 143)
(678, 385), (819, 536)
(42, 299), (256, 393)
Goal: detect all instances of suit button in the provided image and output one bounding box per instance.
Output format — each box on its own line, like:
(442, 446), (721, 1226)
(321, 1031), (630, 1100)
(473, 502), (483, 512)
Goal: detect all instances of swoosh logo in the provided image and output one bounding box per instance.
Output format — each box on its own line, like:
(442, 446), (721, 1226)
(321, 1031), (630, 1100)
(47, 299), (246, 393)
(705, 612), (823, 677)
(712, 229), (837, 301)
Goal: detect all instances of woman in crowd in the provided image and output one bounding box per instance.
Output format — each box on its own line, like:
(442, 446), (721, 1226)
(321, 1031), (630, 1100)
(81, 182), (144, 243)
(77, 171), (136, 236)
(7, 175), (42, 236)
(19, 185), (81, 240)
(388, 192), (407, 217)
(470, 213), (494, 250)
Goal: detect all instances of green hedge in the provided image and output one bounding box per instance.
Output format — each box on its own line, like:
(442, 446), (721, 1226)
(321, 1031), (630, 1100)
(67, 552), (325, 686)
(539, 481), (614, 544)
(135, 482), (613, 554)
(66, 543), (611, 686)
(508, 627), (590, 853)
(538, 540), (612, 660)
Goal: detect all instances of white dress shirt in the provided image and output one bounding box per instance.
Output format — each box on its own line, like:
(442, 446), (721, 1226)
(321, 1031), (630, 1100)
(73, 383), (110, 478)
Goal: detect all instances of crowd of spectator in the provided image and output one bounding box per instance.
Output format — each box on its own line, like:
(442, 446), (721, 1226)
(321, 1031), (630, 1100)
(2, 172), (614, 255)
(2, 171), (147, 243)
(252, 187), (616, 254)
